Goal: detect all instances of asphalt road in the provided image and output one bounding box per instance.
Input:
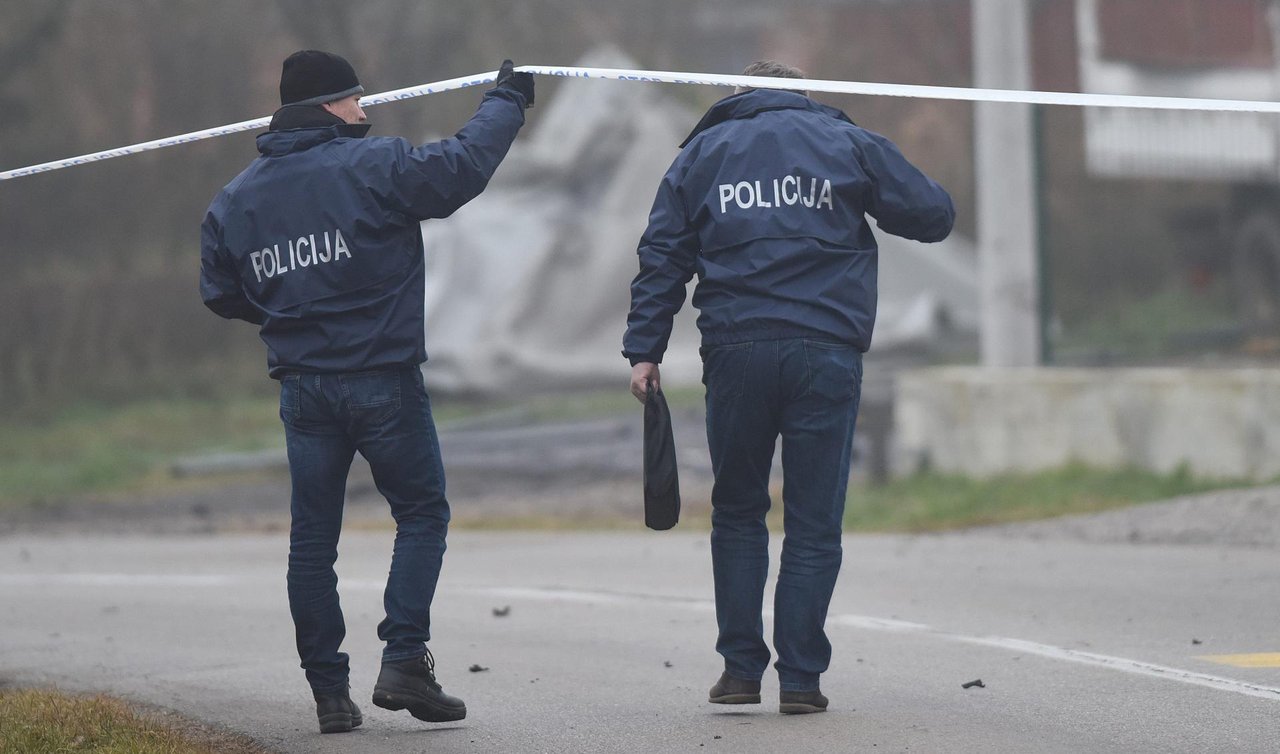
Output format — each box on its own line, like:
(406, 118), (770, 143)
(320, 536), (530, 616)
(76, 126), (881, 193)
(2, 528), (1278, 753)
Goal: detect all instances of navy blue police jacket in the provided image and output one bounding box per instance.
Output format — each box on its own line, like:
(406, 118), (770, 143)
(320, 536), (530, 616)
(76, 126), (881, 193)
(200, 87), (527, 377)
(623, 88), (955, 365)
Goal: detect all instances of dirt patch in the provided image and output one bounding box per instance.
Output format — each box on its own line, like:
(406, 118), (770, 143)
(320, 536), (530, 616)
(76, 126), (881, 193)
(132, 702), (274, 754)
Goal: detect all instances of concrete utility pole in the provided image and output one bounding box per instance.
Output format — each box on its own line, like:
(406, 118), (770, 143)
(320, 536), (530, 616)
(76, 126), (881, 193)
(972, 0), (1042, 366)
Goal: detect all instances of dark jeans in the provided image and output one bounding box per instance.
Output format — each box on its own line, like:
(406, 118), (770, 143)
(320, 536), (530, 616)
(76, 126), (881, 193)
(703, 338), (862, 692)
(280, 366), (450, 695)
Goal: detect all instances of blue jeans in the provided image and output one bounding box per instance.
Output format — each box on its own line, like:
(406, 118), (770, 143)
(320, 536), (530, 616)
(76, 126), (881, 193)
(703, 338), (861, 692)
(279, 366), (450, 695)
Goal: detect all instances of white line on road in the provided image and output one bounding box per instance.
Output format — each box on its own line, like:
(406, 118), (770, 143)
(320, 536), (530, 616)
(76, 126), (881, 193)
(829, 615), (1280, 703)
(5, 574), (1278, 702)
(476, 585), (1280, 703)
(0, 573), (235, 587)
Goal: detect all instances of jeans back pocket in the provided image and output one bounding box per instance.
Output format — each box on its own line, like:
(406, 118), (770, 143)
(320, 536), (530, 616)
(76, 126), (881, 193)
(340, 370), (402, 425)
(701, 342), (754, 403)
(803, 340), (862, 403)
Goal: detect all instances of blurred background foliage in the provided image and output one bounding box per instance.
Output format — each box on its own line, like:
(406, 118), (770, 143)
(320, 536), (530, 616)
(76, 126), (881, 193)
(0, 0), (1265, 417)
(0, 0), (977, 415)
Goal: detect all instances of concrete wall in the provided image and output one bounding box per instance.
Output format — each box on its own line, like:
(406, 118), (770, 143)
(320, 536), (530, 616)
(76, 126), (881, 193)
(894, 367), (1280, 479)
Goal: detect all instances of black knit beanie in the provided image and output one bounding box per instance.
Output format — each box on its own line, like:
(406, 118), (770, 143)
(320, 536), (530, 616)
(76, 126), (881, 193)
(279, 50), (364, 107)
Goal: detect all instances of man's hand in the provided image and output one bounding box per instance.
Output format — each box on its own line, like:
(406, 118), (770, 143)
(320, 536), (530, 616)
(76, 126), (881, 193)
(630, 362), (660, 403)
(495, 59), (535, 108)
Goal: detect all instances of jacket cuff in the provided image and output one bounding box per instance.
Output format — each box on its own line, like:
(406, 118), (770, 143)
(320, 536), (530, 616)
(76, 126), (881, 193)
(485, 86), (528, 111)
(624, 352), (663, 366)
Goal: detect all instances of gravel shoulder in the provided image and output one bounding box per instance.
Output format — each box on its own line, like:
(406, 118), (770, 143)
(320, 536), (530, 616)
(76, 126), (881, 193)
(971, 485), (1280, 549)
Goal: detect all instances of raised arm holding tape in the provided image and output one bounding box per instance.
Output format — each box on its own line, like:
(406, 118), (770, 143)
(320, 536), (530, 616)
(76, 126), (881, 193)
(495, 59), (535, 108)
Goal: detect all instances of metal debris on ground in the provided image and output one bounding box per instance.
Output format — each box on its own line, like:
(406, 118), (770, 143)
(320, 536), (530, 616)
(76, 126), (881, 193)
(492, 606), (511, 617)
(961, 679), (985, 689)
(469, 664), (489, 673)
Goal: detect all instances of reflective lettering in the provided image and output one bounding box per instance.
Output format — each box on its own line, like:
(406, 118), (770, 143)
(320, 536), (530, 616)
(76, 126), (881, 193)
(719, 184), (735, 213)
(782, 176), (798, 205)
(714, 174), (834, 212)
(333, 229), (351, 260)
(817, 179), (833, 210)
(297, 235), (311, 267)
(262, 245), (277, 277)
(250, 250), (265, 282)
(754, 180), (771, 208)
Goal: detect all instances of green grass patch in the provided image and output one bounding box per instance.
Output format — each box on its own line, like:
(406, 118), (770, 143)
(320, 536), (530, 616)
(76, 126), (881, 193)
(845, 464), (1254, 532)
(14, 388), (1244, 533)
(0, 688), (265, 754)
(0, 396), (286, 507)
(0, 386), (694, 509)
(1055, 283), (1239, 360)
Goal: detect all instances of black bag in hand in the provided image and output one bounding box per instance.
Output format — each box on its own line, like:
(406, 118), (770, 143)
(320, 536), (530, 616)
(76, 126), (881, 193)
(643, 385), (681, 530)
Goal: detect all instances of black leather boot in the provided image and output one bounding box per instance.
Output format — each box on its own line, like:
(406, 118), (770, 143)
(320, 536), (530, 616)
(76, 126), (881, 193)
(372, 649), (467, 722)
(315, 688), (363, 734)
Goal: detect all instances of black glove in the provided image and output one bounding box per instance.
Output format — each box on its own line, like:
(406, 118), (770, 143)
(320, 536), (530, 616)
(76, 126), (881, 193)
(495, 59), (534, 108)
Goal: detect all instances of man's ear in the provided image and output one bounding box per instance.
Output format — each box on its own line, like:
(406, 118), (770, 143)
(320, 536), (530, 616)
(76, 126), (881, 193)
(319, 101), (337, 117)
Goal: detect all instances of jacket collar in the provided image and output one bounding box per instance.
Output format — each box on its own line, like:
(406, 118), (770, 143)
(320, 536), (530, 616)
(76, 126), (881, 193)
(679, 88), (855, 148)
(257, 104), (371, 156)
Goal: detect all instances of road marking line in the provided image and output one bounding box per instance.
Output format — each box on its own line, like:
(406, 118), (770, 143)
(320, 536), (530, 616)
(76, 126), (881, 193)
(473, 585), (1280, 703)
(1199, 653), (1280, 669)
(476, 586), (715, 609)
(6, 574), (1278, 702)
(835, 617), (1280, 702)
(0, 573), (234, 587)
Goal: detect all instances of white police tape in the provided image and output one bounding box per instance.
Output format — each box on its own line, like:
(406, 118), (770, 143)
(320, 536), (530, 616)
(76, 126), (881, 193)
(520, 65), (1280, 113)
(7, 63), (1280, 182)
(0, 69), (505, 182)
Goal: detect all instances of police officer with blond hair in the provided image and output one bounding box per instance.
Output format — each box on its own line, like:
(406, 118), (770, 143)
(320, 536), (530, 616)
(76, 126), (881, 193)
(624, 60), (953, 714)
(200, 50), (532, 734)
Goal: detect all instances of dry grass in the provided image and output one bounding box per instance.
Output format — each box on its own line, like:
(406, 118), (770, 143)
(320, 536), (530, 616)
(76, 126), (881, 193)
(0, 688), (268, 754)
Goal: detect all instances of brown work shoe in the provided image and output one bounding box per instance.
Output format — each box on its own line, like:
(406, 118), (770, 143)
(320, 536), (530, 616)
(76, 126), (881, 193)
(709, 671), (762, 704)
(779, 688), (828, 714)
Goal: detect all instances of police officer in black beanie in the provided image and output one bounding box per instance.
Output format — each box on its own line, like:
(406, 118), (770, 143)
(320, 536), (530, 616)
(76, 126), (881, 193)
(200, 51), (533, 734)
(279, 50), (366, 107)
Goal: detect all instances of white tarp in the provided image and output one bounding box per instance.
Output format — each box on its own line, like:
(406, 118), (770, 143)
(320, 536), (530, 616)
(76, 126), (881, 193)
(421, 48), (976, 395)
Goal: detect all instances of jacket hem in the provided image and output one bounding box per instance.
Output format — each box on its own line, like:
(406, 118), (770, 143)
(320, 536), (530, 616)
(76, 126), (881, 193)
(700, 326), (866, 351)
